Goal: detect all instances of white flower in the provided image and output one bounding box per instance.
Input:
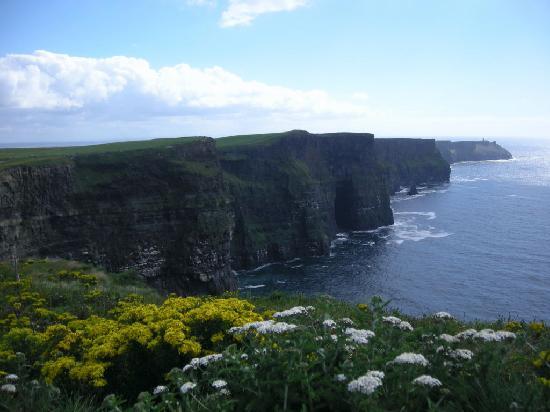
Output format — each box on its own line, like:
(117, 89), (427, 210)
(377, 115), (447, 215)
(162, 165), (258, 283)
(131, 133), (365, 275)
(240, 353), (249, 360)
(340, 317), (354, 326)
(219, 388), (231, 396)
(315, 336), (323, 341)
(1, 384), (16, 393)
(306, 306), (315, 311)
(413, 375), (442, 387)
(212, 379), (227, 389)
(391, 353), (429, 367)
(455, 329), (516, 342)
(439, 334), (459, 343)
(323, 319), (337, 328)
(228, 320), (297, 335)
(180, 382), (197, 394)
(335, 374), (347, 382)
(273, 306), (310, 318)
(331, 334), (338, 342)
(4, 374), (18, 382)
(347, 371), (384, 395)
(345, 328), (375, 344)
(433, 312), (454, 320)
(382, 316), (414, 331)
(183, 354), (223, 372)
(153, 385), (168, 395)
(449, 349), (474, 361)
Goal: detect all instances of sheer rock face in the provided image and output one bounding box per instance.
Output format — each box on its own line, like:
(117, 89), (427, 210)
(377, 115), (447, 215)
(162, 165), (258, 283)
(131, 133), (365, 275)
(374, 138), (451, 193)
(0, 132), (450, 294)
(219, 131), (394, 269)
(436, 140), (512, 164)
(0, 138), (236, 295)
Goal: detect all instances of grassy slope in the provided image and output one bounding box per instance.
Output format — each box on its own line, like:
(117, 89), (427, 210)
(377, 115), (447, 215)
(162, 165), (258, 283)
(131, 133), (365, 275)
(0, 260), (548, 411)
(0, 137), (203, 170)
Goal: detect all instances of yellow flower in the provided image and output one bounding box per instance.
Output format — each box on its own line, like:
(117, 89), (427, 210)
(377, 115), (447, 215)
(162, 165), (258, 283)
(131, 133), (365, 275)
(504, 321), (522, 332)
(357, 303), (369, 312)
(529, 322), (545, 334)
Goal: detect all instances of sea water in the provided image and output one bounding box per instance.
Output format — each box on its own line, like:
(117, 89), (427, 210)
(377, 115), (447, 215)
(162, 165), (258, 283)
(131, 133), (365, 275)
(239, 139), (550, 321)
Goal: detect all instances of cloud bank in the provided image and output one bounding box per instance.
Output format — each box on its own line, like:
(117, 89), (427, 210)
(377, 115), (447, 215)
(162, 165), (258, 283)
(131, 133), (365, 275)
(0, 50), (370, 141)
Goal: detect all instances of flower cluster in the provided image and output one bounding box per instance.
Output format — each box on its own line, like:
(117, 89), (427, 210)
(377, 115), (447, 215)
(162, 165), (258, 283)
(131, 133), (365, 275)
(382, 316), (414, 331)
(433, 312), (454, 320)
(228, 320), (297, 335)
(347, 371), (384, 395)
(391, 353), (429, 367)
(413, 375), (442, 387)
(272, 306), (314, 318)
(344, 328), (375, 345)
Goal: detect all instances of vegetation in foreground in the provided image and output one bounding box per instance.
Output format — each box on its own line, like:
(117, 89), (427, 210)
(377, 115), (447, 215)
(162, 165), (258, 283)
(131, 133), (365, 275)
(0, 259), (548, 411)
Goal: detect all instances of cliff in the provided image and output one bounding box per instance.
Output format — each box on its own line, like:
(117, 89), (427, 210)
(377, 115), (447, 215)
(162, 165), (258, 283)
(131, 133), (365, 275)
(375, 138), (451, 193)
(0, 138), (236, 295)
(0, 131), (450, 294)
(436, 140), (512, 163)
(217, 130), (393, 269)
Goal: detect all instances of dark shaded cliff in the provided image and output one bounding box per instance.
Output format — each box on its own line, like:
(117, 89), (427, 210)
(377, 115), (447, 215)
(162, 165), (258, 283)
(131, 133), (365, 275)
(436, 140), (512, 163)
(0, 138), (236, 295)
(375, 138), (451, 193)
(0, 131), (450, 294)
(217, 130), (393, 269)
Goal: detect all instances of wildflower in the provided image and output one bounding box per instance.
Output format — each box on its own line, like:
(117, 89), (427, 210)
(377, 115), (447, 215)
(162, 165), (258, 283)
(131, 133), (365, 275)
(1, 384), (16, 393)
(314, 336), (323, 341)
(539, 377), (550, 388)
(183, 354), (223, 372)
(4, 374), (18, 382)
(504, 321), (522, 332)
(439, 334), (459, 343)
(212, 379), (227, 389)
(331, 334), (338, 342)
(306, 306), (315, 311)
(357, 303), (369, 311)
(382, 316), (414, 331)
(219, 388), (231, 396)
(455, 328), (478, 340)
(180, 382), (197, 394)
(335, 374), (347, 382)
(413, 375), (442, 387)
(341, 317), (354, 325)
(323, 319), (337, 328)
(153, 385), (168, 395)
(529, 322), (545, 334)
(448, 349), (474, 361)
(240, 353), (249, 360)
(433, 312), (454, 320)
(273, 306), (310, 318)
(228, 320), (297, 335)
(347, 371), (384, 395)
(345, 328), (375, 344)
(391, 353), (429, 367)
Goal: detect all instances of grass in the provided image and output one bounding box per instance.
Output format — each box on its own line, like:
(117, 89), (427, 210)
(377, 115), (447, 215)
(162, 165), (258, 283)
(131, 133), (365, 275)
(0, 137), (203, 170)
(0, 262), (548, 411)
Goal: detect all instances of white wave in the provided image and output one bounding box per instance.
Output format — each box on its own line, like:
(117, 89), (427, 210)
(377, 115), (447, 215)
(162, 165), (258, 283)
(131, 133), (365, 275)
(393, 239), (404, 245)
(276, 280), (287, 284)
(394, 211), (436, 220)
(291, 264), (304, 269)
(394, 228), (451, 242)
(243, 284), (266, 289)
(251, 263), (274, 272)
(336, 232), (349, 238)
(451, 177), (489, 183)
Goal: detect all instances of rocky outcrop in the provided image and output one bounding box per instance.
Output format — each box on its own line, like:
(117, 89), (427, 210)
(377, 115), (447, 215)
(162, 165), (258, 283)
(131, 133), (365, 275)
(0, 131), (450, 294)
(436, 140), (512, 163)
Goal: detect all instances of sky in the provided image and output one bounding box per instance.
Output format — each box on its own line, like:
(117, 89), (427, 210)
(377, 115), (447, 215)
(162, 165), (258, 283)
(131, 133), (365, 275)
(0, 0), (549, 144)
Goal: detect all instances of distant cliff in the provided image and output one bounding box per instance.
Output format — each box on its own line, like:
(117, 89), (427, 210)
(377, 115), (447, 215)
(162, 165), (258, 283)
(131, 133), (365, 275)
(436, 140), (512, 163)
(0, 131), (450, 294)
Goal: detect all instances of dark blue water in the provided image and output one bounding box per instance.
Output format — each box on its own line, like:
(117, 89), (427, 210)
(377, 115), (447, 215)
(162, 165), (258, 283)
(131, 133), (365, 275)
(239, 140), (550, 321)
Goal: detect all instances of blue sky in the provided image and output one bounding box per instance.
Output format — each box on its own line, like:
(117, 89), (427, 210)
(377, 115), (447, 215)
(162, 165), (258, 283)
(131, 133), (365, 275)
(1, 0), (549, 143)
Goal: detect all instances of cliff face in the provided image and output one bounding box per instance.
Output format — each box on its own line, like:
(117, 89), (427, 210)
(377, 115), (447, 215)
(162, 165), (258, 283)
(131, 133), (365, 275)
(436, 140), (512, 163)
(375, 138), (451, 193)
(0, 138), (236, 294)
(218, 130), (393, 269)
(0, 131), (450, 294)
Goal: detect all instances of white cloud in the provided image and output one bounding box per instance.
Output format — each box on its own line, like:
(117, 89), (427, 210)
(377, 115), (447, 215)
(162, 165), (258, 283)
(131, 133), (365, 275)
(0, 50), (372, 141)
(221, 0), (308, 27)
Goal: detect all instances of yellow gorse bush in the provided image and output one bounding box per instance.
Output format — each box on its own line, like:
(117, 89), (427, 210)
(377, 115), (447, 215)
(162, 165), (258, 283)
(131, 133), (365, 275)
(0, 278), (263, 389)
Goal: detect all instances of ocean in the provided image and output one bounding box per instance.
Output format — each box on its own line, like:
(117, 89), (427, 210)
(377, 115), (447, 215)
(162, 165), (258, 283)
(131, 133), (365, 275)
(239, 139), (550, 321)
